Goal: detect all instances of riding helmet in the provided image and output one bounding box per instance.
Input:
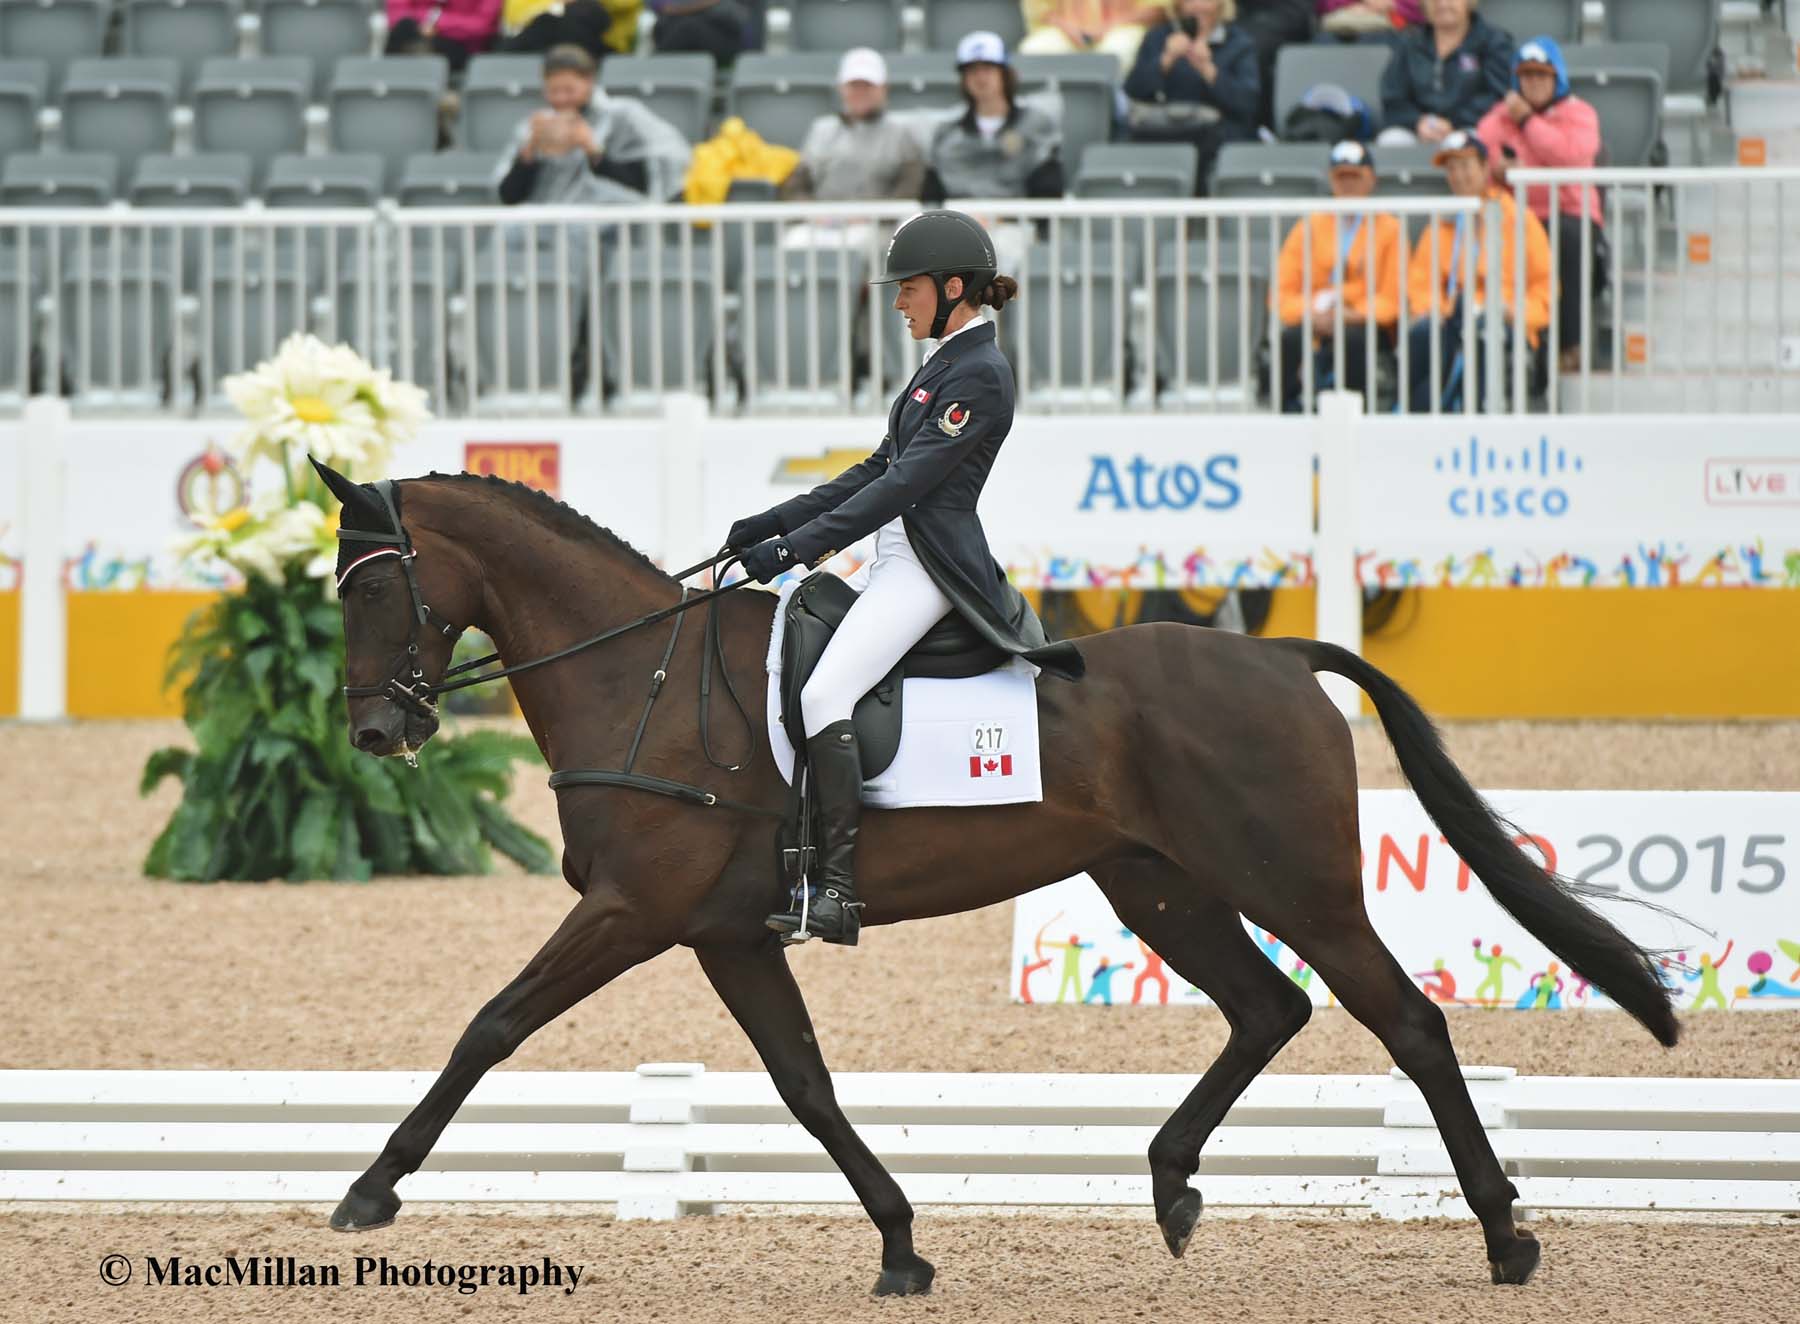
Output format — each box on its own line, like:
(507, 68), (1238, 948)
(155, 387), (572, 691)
(873, 210), (999, 338)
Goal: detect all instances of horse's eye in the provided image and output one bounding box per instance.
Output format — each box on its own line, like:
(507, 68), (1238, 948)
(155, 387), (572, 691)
(362, 578), (386, 599)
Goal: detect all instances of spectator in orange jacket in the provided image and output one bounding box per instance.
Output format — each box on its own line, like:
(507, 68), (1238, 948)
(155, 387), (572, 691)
(1477, 35), (1604, 368)
(1405, 130), (1550, 411)
(1274, 140), (1402, 411)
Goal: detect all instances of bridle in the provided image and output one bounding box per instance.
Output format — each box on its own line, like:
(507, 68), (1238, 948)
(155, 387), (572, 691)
(334, 480), (779, 818)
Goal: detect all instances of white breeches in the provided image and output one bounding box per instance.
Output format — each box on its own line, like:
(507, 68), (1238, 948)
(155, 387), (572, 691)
(799, 520), (952, 738)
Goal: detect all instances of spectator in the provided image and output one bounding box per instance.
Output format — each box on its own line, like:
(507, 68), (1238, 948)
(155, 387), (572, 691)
(1377, 0), (1511, 144)
(1122, 0), (1260, 186)
(386, 1), (503, 71)
(1274, 140), (1402, 410)
(1235, 0), (1315, 125)
(499, 0), (638, 59)
(1405, 130), (1550, 411)
(496, 45), (692, 205)
(1477, 36), (1604, 369)
(921, 32), (1063, 206)
(782, 49), (925, 202)
(649, 0), (753, 61)
(1019, 1), (1164, 71)
(1315, 0), (1420, 41)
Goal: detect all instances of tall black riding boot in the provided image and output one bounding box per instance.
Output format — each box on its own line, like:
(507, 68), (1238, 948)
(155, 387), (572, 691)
(767, 720), (864, 946)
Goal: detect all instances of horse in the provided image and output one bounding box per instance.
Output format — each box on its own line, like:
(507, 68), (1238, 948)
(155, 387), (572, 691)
(312, 461), (1679, 1296)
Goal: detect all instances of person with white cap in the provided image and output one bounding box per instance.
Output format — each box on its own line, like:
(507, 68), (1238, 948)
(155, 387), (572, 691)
(921, 31), (1064, 206)
(782, 47), (925, 202)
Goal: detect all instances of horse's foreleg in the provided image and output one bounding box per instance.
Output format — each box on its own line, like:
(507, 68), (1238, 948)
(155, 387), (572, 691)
(330, 883), (670, 1231)
(695, 939), (933, 1298)
(1093, 860), (1313, 1259)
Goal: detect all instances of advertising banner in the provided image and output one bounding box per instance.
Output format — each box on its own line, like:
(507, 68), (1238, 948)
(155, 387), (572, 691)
(700, 415), (1318, 591)
(1356, 417), (1800, 590)
(1011, 791), (1800, 1013)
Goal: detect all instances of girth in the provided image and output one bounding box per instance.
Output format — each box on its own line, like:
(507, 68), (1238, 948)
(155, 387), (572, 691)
(777, 570), (1008, 781)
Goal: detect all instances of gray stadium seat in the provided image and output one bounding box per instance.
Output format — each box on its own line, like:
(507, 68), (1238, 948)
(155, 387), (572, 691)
(472, 235), (589, 407)
(1272, 43), (1391, 133)
(1015, 54), (1118, 185)
(1372, 142), (1446, 195)
(789, 0), (902, 53)
(606, 245), (717, 397)
(0, 0), (109, 95)
(398, 151), (501, 207)
(130, 152), (253, 207)
(1564, 60), (1665, 167)
(1210, 142), (1330, 199)
(0, 59), (49, 158)
(1477, 0), (1582, 44)
(745, 244), (851, 403)
(1074, 142), (1197, 198)
(121, 0), (242, 98)
(1604, 0), (1718, 98)
(921, 0), (1025, 52)
(881, 52), (961, 113)
(1019, 241), (1122, 398)
(1154, 240), (1267, 402)
(730, 53), (839, 152)
(600, 54), (715, 146)
(459, 54), (543, 153)
(0, 264), (24, 397)
(193, 58), (311, 188)
(328, 56), (450, 194)
(59, 262), (176, 403)
(59, 58), (181, 163)
(0, 152), (119, 207)
(260, 0), (378, 99)
(264, 151), (384, 207)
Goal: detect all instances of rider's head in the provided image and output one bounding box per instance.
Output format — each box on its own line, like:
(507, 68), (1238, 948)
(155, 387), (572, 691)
(875, 210), (1019, 342)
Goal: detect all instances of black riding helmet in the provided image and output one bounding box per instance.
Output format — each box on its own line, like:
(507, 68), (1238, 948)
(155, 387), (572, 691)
(872, 210), (998, 339)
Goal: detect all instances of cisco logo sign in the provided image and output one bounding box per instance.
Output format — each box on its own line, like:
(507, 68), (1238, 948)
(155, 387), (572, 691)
(1436, 436), (1584, 518)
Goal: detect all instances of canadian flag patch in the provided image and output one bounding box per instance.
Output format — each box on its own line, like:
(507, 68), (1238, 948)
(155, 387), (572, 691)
(911, 387), (932, 404)
(970, 754), (1014, 778)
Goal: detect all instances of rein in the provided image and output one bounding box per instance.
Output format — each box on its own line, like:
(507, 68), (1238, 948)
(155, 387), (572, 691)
(337, 480), (781, 820)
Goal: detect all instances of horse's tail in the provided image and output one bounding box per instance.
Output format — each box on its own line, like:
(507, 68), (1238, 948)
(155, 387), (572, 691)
(1296, 639), (1680, 1048)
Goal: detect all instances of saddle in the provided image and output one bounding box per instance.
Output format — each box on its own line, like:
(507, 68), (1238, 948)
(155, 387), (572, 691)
(778, 570), (1015, 781)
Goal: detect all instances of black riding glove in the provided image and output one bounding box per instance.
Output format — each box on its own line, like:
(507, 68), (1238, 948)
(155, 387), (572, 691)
(727, 509), (784, 552)
(740, 537), (799, 584)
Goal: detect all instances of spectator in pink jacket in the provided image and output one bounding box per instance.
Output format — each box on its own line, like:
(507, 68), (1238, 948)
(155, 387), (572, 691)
(386, 0), (504, 71)
(1477, 35), (1604, 367)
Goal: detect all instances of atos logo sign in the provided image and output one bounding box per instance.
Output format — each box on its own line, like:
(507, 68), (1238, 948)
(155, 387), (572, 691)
(1080, 454), (1242, 512)
(1436, 436), (1583, 518)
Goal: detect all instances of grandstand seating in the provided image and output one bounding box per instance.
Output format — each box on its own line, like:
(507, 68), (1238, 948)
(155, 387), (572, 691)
(1479, 0), (1584, 44)
(59, 57), (180, 164)
(1563, 44), (1668, 167)
(0, 0), (109, 96)
(729, 53), (839, 152)
(130, 152), (253, 209)
(120, 0), (242, 98)
(921, 0), (1025, 52)
(0, 152), (118, 207)
(398, 151), (500, 208)
(600, 54), (715, 148)
(1019, 238), (1123, 399)
(1153, 239), (1267, 404)
(1604, 0), (1719, 98)
(1015, 54), (1117, 189)
(192, 57), (311, 187)
(327, 56), (449, 194)
(1272, 43), (1391, 135)
(1211, 143), (1331, 200)
(788, 0), (902, 54)
(260, 0), (378, 100)
(458, 55), (540, 154)
(0, 60), (48, 159)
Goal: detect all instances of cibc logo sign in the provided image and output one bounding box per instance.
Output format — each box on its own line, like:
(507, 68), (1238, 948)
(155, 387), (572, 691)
(1436, 435), (1583, 518)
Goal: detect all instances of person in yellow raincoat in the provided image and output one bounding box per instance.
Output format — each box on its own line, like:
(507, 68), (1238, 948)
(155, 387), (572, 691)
(500, 0), (640, 58)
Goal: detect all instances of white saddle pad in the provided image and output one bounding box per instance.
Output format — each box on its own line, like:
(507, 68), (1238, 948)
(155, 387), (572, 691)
(764, 578), (1044, 809)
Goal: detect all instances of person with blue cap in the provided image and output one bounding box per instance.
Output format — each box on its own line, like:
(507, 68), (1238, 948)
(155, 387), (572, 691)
(920, 31), (1065, 205)
(1477, 35), (1604, 369)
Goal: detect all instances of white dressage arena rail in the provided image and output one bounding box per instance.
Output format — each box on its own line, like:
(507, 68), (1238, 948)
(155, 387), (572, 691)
(2, 1065), (1797, 1221)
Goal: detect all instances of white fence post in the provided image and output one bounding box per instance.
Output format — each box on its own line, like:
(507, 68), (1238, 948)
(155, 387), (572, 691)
(1313, 389), (1362, 721)
(659, 393), (709, 571)
(618, 1061), (706, 1221)
(18, 397), (69, 721)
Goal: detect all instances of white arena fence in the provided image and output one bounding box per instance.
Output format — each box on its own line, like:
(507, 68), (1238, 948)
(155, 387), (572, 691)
(3, 1066), (1798, 1221)
(4, 167), (1797, 418)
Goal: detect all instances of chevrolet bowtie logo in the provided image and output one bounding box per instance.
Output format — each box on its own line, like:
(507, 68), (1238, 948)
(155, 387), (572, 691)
(772, 449), (873, 484)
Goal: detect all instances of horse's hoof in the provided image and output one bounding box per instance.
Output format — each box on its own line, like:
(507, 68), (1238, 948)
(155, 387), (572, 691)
(329, 1181), (401, 1232)
(1488, 1230), (1540, 1285)
(872, 1254), (935, 1297)
(1159, 1187), (1204, 1259)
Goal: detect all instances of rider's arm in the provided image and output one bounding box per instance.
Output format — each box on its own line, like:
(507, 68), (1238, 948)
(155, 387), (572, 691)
(768, 435), (895, 534)
(783, 361), (1002, 564)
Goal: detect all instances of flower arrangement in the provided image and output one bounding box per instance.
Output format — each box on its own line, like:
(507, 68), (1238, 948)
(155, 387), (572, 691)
(142, 335), (554, 882)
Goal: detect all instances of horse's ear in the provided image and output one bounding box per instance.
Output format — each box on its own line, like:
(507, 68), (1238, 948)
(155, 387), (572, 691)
(310, 455), (380, 523)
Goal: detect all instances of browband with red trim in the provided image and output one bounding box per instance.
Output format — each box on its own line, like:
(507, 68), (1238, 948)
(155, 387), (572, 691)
(336, 547), (404, 589)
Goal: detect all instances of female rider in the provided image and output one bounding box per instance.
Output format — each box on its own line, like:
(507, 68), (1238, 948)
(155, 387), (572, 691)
(729, 209), (1085, 946)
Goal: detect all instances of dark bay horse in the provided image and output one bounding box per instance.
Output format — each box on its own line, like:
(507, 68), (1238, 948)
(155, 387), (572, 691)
(315, 464), (1678, 1296)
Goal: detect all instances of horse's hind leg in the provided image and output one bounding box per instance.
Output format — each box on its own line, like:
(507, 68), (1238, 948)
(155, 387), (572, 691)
(1092, 859), (1313, 1260)
(1278, 911), (1540, 1285)
(330, 880), (671, 1231)
(696, 939), (933, 1297)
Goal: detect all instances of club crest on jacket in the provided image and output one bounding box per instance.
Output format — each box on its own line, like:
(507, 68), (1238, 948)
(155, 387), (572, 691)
(938, 402), (970, 437)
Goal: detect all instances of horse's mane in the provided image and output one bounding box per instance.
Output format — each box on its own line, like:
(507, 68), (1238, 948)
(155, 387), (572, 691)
(409, 472), (673, 582)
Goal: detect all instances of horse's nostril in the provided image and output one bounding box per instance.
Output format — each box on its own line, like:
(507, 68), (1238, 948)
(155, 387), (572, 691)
(354, 727), (388, 752)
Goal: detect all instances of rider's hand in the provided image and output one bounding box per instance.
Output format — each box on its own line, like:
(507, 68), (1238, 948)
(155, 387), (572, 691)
(727, 510), (784, 552)
(740, 537), (799, 584)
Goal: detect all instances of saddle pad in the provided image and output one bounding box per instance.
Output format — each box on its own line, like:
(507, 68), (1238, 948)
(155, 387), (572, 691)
(765, 579), (1044, 810)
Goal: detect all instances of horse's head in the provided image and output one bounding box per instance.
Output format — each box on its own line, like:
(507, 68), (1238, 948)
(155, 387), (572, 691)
(313, 459), (479, 761)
